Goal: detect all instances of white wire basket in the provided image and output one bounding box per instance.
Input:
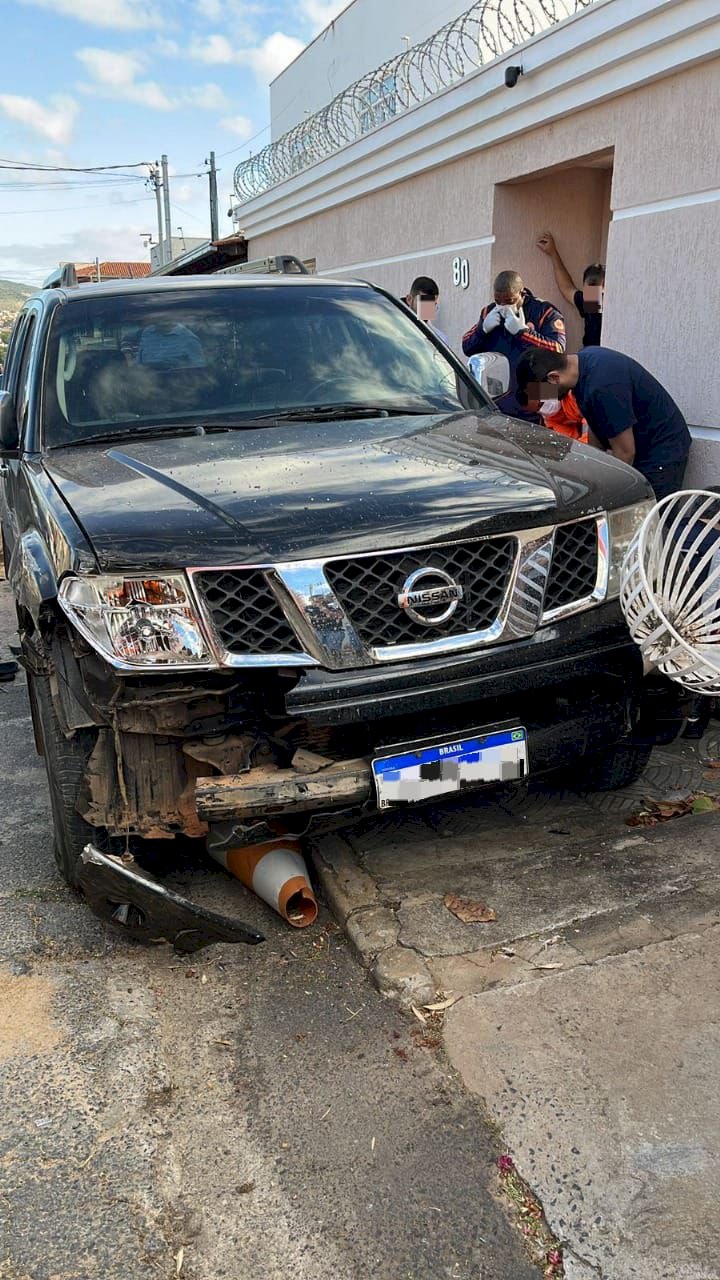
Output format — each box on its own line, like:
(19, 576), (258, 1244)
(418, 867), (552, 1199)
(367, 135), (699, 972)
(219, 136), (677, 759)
(620, 490), (720, 695)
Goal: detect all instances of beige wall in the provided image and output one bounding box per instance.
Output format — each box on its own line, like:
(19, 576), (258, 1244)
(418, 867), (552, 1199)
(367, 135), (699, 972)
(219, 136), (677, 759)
(249, 58), (720, 441)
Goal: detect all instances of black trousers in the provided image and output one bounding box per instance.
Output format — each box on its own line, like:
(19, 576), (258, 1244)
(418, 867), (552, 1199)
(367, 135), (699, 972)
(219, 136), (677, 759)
(641, 455), (689, 500)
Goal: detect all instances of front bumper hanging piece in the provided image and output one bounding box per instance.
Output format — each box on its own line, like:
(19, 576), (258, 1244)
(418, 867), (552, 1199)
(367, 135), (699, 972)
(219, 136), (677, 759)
(78, 845), (265, 953)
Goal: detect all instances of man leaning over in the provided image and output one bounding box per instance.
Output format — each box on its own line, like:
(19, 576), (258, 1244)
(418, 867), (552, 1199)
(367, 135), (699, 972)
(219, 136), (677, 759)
(515, 346), (691, 499)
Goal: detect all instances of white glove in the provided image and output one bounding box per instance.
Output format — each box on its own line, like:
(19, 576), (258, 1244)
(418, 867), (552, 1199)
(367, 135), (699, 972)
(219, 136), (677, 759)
(503, 306), (527, 336)
(482, 305), (502, 334)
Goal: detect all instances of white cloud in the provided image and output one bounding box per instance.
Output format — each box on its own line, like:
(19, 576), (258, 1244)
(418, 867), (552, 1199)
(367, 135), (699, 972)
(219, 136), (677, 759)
(239, 32), (305, 81)
(0, 93), (79, 145)
(77, 49), (230, 113)
(220, 114), (254, 139)
(299, 0), (348, 33)
(19, 0), (163, 30)
(77, 47), (173, 109)
(0, 224), (155, 286)
(153, 36), (182, 58)
(188, 33), (236, 64)
(195, 0), (223, 16)
(187, 29), (304, 83)
(184, 83), (230, 111)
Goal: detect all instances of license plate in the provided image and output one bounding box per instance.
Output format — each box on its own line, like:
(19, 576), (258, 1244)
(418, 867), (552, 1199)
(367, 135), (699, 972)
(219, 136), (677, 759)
(372, 726), (528, 809)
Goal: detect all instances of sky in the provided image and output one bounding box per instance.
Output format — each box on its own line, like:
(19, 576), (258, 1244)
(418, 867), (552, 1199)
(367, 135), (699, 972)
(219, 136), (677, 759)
(0, 0), (349, 284)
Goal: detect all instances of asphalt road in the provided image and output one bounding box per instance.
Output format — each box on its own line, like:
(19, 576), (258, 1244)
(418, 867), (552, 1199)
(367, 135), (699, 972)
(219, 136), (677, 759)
(0, 582), (538, 1280)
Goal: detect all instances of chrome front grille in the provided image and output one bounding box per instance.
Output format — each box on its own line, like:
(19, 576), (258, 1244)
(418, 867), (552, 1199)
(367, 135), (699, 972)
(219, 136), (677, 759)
(323, 538), (515, 647)
(543, 519), (600, 615)
(190, 516), (606, 669)
(193, 568), (300, 655)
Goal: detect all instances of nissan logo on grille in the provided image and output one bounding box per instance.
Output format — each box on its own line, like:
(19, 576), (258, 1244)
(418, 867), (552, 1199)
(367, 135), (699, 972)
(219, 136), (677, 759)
(397, 567), (464, 626)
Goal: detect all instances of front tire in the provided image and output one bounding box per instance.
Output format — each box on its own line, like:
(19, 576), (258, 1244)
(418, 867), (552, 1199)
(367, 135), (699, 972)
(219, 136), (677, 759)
(28, 670), (99, 886)
(576, 742), (652, 792)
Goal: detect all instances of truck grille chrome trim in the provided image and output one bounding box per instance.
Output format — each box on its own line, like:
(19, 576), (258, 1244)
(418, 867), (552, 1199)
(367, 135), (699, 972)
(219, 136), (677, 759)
(541, 516), (608, 623)
(188, 516), (607, 670)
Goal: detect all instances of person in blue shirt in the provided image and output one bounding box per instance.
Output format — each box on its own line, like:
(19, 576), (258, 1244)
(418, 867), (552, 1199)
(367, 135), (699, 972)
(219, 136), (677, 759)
(515, 346), (691, 498)
(462, 270), (566, 418)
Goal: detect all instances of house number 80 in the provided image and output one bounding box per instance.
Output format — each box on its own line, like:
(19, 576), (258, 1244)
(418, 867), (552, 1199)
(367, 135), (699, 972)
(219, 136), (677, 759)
(452, 256), (470, 289)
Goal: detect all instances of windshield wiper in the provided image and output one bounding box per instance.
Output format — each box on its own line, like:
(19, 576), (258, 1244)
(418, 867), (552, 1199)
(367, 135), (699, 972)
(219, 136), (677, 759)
(225, 403), (450, 424)
(55, 423), (207, 449)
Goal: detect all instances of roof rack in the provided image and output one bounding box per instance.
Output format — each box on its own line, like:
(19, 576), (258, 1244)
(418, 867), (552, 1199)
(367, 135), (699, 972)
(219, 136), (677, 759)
(215, 254), (310, 277)
(42, 263), (78, 290)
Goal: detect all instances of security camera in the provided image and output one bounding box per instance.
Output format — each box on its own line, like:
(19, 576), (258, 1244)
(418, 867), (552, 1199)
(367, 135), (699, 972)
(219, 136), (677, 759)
(504, 65), (523, 88)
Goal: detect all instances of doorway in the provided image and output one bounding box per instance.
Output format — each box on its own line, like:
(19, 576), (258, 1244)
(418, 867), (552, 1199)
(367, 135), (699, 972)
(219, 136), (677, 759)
(492, 150), (613, 351)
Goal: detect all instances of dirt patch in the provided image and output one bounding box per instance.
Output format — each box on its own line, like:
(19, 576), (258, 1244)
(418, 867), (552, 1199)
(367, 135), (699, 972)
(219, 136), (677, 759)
(0, 968), (62, 1061)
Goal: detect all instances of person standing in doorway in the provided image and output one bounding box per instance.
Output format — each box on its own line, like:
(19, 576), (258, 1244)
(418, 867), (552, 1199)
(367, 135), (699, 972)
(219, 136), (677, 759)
(461, 270), (566, 418)
(536, 231), (605, 347)
(515, 346), (691, 499)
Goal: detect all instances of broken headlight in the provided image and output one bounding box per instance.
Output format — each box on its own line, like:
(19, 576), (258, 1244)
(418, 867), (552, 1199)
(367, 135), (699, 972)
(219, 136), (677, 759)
(58, 574), (216, 669)
(607, 500), (655, 598)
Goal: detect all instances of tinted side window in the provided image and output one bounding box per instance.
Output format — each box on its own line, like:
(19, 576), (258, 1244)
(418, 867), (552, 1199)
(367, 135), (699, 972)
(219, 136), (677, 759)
(14, 314), (38, 443)
(1, 311), (29, 393)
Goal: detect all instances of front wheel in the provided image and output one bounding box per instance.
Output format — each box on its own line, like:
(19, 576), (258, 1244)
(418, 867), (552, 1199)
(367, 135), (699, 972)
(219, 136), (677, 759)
(28, 670), (100, 886)
(576, 742), (652, 792)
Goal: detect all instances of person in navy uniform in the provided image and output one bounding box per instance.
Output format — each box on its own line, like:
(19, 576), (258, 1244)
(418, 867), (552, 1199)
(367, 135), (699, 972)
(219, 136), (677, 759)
(462, 270), (566, 418)
(515, 346), (691, 499)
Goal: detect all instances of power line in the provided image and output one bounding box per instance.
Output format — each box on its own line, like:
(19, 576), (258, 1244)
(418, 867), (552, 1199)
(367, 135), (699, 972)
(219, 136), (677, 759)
(0, 157), (152, 173)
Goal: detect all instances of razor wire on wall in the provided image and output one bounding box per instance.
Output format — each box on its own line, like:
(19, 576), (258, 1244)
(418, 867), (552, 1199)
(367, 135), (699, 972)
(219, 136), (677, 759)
(234, 0), (596, 203)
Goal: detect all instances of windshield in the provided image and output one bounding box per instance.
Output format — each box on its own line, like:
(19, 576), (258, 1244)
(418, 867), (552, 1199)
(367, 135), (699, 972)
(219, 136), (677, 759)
(41, 283), (490, 447)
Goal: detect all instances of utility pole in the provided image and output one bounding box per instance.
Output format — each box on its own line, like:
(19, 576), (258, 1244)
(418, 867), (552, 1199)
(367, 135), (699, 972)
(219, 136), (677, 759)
(161, 154), (172, 264)
(207, 151), (219, 242)
(148, 163), (166, 264)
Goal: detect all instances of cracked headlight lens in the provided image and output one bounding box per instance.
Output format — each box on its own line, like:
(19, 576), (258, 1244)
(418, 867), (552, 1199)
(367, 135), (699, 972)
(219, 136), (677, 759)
(58, 574), (215, 668)
(607, 500), (655, 598)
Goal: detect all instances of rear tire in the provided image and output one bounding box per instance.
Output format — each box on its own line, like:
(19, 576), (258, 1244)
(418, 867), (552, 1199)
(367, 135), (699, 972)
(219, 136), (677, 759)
(577, 742), (652, 792)
(28, 670), (100, 887)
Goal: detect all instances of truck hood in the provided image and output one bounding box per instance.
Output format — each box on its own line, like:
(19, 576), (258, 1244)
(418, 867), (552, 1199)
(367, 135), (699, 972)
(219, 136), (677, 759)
(43, 411), (648, 571)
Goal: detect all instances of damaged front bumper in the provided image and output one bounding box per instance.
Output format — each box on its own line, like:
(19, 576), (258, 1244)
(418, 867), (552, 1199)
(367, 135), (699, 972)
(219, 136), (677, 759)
(78, 845), (265, 952)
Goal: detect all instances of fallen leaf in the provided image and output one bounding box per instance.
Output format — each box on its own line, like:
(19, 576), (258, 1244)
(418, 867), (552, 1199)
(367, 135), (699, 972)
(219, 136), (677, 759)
(627, 795), (694, 826)
(411, 1004), (428, 1024)
(237, 1181), (255, 1194)
(693, 793), (719, 813)
(444, 893), (497, 924)
(423, 994), (462, 1012)
(705, 760), (720, 769)
(175, 1247), (184, 1276)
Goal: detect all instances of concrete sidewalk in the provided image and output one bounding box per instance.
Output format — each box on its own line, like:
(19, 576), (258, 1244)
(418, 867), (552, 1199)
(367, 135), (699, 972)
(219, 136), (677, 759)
(312, 746), (720, 1278)
(445, 919), (720, 1280)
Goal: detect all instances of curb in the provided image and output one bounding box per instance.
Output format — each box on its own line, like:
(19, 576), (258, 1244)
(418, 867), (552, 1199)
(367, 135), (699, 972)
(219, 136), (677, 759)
(310, 833), (435, 1006)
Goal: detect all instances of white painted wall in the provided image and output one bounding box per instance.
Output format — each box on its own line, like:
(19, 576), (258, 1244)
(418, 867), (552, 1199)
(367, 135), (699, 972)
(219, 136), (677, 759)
(271, 0), (472, 137)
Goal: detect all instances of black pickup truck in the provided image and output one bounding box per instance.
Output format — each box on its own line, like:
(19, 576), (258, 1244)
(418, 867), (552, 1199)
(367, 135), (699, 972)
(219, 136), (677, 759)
(0, 275), (684, 945)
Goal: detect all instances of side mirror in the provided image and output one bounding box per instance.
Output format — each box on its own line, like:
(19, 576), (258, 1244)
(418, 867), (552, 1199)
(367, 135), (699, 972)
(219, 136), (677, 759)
(468, 353), (510, 400)
(0, 390), (19, 451)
